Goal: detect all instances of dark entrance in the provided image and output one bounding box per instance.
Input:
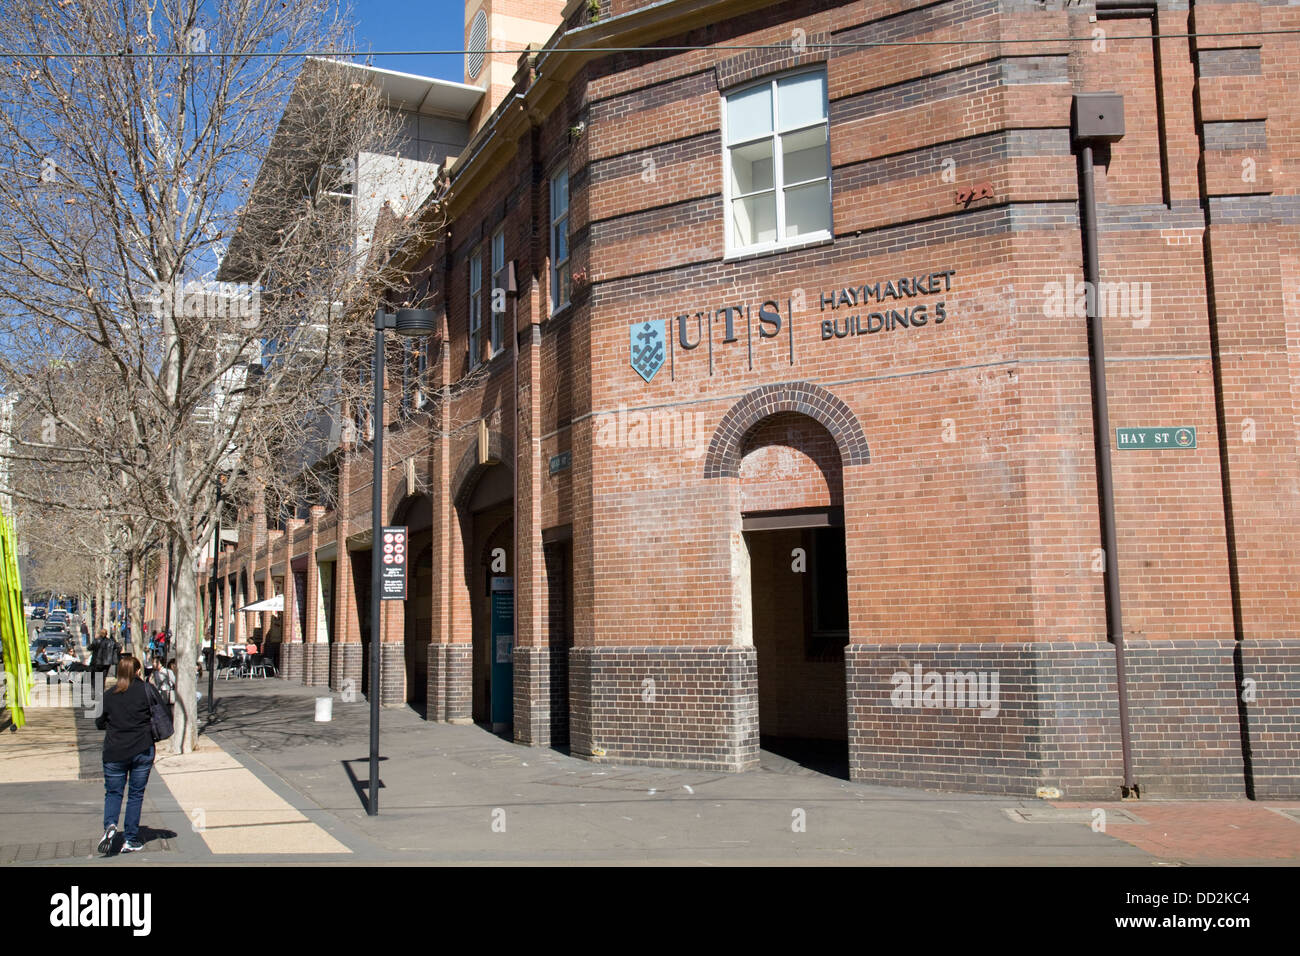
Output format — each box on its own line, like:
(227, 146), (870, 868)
(351, 548), (371, 702)
(542, 533), (574, 750)
(459, 460), (514, 731)
(745, 512), (850, 778)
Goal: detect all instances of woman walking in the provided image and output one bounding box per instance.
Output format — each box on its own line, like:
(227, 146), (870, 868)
(95, 655), (155, 854)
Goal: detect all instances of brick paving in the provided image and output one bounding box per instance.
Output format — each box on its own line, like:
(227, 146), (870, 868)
(1056, 800), (1300, 864)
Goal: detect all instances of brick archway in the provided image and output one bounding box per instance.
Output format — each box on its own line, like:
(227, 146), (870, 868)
(702, 381), (870, 478)
(452, 430), (511, 508)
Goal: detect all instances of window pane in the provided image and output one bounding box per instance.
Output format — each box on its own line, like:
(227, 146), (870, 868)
(552, 172), (568, 216)
(727, 83), (772, 143)
(556, 266), (570, 307)
(554, 221), (568, 262)
(730, 138), (774, 195)
(783, 180), (830, 238)
(732, 192), (776, 246)
(781, 125), (828, 184)
(492, 231), (504, 271)
(777, 72), (826, 130)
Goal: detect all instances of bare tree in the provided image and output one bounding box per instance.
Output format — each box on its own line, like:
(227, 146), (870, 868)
(0, 1), (444, 751)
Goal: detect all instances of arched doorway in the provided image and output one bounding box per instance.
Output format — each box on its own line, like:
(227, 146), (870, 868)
(457, 461), (514, 731)
(739, 411), (850, 777)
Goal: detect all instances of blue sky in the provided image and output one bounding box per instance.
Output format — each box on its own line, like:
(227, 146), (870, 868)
(352, 0), (470, 83)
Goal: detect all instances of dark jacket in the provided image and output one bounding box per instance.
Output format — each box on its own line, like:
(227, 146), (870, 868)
(91, 638), (119, 669)
(95, 678), (154, 763)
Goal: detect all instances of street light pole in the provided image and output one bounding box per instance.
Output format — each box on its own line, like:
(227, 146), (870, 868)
(367, 312), (385, 816)
(368, 306), (436, 817)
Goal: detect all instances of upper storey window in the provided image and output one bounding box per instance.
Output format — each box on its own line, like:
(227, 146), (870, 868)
(550, 170), (570, 313)
(724, 70), (831, 256)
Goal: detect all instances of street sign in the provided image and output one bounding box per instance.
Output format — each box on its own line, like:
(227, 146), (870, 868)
(380, 526), (408, 600)
(1116, 426), (1196, 450)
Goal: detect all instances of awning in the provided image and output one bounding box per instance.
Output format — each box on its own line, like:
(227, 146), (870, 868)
(238, 594), (283, 613)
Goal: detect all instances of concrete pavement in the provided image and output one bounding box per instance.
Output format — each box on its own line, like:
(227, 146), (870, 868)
(2, 676), (1298, 865)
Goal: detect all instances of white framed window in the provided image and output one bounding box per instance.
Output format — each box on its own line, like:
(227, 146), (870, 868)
(723, 69), (831, 256)
(550, 170), (570, 313)
(468, 248), (483, 369)
(490, 227), (506, 355)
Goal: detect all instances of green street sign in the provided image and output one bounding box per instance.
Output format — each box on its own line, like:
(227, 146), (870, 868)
(1116, 426), (1196, 450)
(548, 451), (571, 475)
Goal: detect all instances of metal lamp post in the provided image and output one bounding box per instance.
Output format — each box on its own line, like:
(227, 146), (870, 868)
(368, 306), (437, 816)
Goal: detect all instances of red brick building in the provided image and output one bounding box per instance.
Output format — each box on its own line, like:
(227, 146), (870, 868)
(205, 0), (1300, 799)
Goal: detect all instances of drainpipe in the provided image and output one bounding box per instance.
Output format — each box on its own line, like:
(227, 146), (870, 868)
(1072, 93), (1138, 799)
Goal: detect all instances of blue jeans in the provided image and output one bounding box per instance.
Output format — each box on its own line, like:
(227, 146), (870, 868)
(103, 746), (154, 843)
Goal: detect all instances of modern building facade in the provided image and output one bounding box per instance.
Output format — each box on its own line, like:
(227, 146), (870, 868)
(200, 0), (1300, 799)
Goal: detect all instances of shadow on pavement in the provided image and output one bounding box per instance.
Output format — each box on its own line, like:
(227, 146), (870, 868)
(341, 757), (387, 809)
(760, 736), (850, 780)
(198, 691), (353, 752)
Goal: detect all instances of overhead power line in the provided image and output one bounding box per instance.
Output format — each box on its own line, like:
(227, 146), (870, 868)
(0, 28), (1298, 59)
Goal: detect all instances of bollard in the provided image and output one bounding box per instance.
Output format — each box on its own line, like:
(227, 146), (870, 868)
(314, 696), (332, 722)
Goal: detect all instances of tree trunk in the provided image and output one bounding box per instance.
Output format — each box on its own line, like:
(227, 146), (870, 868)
(128, 548), (143, 654)
(170, 537), (200, 752)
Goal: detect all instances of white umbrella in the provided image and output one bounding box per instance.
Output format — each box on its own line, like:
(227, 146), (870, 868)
(237, 594), (284, 613)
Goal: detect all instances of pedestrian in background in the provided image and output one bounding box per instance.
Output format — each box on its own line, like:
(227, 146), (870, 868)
(95, 655), (155, 855)
(90, 630), (118, 699)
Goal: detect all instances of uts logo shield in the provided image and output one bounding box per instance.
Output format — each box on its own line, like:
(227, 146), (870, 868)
(630, 320), (665, 382)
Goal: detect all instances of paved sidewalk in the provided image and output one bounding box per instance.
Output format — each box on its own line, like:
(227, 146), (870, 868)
(3, 677), (1298, 865)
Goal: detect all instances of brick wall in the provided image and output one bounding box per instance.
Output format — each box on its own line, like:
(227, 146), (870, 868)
(331, 643), (362, 694)
(1240, 639), (1300, 799)
(847, 642), (1124, 798)
(1122, 640), (1246, 798)
(570, 646), (759, 771)
(304, 643), (330, 688)
(378, 642), (405, 706)
(427, 643), (473, 723)
(280, 643), (304, 684)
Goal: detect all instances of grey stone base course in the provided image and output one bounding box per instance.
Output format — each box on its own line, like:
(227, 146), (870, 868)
(1239, 639), (1300, 799)
(848, 642), (1124, 798)
(378, 642), (405, 706)
(303, 643), (330, 687)
(279, 643), (304, 683)
(1123, 640), (1245, 798)
(426, 643), (445, 721)
(330, 643), (362, 694)
(426, 643), (471, 723)
(569, 646), (758, 772)
(846, 641), (1266, 799)
(513, 646), (550, 747)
